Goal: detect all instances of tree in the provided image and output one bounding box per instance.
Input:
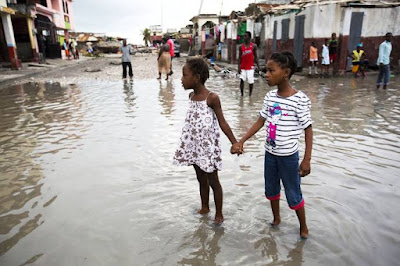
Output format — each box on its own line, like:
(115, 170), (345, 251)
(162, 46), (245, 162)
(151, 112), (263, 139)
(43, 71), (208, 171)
(142, 28), (151, 47)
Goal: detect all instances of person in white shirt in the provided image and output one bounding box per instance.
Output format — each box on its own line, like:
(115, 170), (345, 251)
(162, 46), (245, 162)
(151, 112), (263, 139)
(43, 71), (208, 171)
(376, 32), (392, 89)
(120, 39), (133, 79)
(232, 51), (313, 239)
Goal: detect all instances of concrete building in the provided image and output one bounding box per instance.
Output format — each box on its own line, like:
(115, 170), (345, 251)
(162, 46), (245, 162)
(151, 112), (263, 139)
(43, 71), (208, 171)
(1, 0), (75, 69)
(149, 25), (162, 45)
(33, 0), (75, 59)
(190, 14), (228, 56)
(1, 0), (23, 69)
(216, 0), (399, 71)
(262, 0), (400, 71)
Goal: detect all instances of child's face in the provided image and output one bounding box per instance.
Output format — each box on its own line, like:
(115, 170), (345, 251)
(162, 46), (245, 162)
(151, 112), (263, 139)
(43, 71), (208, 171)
(266, 60), (287, 86)
(181, 64), (197, 90)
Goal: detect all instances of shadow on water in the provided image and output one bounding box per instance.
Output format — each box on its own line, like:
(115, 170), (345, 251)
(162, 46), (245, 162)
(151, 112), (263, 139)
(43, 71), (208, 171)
(177, 217), (225, 266)
(0, 82), (84, 256)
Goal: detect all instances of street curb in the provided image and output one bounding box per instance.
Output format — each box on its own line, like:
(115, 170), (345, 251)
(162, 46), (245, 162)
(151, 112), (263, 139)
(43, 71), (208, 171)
(0, 57), (96, 89)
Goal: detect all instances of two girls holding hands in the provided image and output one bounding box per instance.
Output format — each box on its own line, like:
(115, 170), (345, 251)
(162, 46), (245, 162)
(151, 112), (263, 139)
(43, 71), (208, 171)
(174, 52), (313, 239)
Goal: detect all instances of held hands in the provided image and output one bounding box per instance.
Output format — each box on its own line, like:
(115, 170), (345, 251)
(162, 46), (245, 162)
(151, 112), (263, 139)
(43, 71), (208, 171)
(299, 159), (311, 177)
(230, 142), (244, 155)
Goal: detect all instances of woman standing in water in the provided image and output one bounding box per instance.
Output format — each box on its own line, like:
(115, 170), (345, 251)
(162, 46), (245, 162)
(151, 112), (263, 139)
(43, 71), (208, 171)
(157, 38), (171, 80)
(232, 51), (313, 239)
(173, 58), (238, 224)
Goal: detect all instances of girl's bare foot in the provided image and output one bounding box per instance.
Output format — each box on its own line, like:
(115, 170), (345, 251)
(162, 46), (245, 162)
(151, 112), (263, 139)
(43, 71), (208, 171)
(157, 77), (161, 80)
(270, 216), (281, 227)
(214, 214), (224, 224)
(300, 226), (309, 239)
(198, 208), (210, 215)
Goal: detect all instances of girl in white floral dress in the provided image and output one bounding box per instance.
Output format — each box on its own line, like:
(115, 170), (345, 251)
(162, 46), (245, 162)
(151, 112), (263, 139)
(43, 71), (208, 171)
(173, 58), (238, 223)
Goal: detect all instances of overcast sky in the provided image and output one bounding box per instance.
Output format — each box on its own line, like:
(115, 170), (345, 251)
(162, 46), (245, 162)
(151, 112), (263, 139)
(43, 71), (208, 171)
(73, 0), (255, 44)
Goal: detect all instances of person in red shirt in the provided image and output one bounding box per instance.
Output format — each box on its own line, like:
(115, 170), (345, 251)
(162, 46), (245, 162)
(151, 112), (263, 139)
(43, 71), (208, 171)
(165, 35), (175, 75)
(238, 31), (260, 97)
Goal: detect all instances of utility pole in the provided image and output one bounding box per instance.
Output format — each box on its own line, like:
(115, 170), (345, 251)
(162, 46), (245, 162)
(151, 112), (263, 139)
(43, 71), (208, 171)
(199, 0), (203, 15)
(219, 0), (223, 19)
(161, 0), (164, 33)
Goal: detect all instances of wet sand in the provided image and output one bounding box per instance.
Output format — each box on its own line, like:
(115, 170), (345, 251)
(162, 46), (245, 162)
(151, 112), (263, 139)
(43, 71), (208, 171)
(0, 55), (399, 265)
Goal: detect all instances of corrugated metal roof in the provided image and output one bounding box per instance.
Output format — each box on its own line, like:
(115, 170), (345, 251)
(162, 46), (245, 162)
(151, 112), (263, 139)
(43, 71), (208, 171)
(262, 0), (400, 14)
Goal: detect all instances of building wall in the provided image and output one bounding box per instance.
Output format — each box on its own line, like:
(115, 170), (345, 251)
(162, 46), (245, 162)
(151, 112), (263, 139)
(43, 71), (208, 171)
(263, 5), (400, 71)
(66, 0), (74, 31)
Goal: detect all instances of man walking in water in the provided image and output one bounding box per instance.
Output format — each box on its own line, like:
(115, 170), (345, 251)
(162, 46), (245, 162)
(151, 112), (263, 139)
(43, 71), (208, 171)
(238, 31), (260, 97)
(376, 32), (392, 90)
(121, 39), (133, 79)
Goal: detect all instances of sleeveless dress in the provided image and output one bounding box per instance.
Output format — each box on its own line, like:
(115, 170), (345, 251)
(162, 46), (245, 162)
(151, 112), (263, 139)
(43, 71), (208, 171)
(173, 92), (222, 173)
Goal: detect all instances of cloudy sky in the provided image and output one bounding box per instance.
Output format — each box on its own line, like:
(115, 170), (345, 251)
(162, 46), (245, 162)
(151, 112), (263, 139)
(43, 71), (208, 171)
(73, 0), (255, 44)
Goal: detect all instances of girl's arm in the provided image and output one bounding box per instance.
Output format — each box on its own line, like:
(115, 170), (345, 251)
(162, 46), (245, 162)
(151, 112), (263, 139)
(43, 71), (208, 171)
(299, 125), (313, 177)
(208, 93), (237, 144)
(235, 116), (265, 152)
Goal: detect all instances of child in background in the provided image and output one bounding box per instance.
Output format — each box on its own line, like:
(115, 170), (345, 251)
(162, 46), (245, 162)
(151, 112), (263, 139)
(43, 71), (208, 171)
(321, 39), (330, 75)
(309, 41), (318, 75)
(232, 51), (313, 239)
(173, 58), (238, 224)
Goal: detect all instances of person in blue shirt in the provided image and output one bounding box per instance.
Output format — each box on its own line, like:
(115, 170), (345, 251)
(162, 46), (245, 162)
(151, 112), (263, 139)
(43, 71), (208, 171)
(376, 32), (392, 89)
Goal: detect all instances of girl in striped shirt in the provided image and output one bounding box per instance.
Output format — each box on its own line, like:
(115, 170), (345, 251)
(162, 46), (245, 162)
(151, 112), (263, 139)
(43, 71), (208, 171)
(231, 51), (313, 239)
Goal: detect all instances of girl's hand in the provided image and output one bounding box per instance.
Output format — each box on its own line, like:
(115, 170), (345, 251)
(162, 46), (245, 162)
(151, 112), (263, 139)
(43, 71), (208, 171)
(230, 142), (243, 155)
(299, 159), (311, 177)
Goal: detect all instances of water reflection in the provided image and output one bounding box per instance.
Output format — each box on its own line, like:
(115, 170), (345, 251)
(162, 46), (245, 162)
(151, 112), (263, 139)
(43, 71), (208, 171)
(0, 71), (399, 265)
(178, 218), (225, 265)
(0, 82), (84, 256)
(158, 80), (176, 117)
(254, 226), (305, 265)
(123, 79), (136, 117)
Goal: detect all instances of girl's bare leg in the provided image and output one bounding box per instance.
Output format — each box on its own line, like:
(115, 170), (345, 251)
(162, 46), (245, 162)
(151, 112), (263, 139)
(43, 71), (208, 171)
(207, 171), (224, 223)
(270, 200), (281, 226)
(295, 206), (309, 238)
(194, 165), (210, 214)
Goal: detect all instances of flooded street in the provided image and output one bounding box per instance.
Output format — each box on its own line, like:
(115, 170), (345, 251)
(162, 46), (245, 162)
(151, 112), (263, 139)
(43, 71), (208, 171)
(1, 55), (400, 265)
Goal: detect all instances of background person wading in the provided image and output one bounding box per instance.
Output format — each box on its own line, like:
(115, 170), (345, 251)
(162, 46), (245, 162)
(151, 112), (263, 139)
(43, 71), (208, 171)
(238, 31), (260, 97)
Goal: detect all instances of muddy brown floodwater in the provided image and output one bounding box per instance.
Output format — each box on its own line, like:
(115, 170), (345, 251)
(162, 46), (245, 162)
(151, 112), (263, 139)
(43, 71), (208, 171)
(0, 55), (399, 265)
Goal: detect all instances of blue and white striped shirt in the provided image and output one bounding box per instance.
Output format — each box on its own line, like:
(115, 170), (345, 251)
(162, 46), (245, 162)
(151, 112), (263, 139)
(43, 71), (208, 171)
(259, 90), (313, 156)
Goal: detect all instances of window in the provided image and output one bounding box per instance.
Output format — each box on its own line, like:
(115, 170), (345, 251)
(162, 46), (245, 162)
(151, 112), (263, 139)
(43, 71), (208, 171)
(281, 19), (290, 41)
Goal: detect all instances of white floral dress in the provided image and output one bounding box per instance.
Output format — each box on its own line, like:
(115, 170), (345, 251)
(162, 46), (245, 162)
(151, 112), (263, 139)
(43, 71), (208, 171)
(173, 92), (222, 173)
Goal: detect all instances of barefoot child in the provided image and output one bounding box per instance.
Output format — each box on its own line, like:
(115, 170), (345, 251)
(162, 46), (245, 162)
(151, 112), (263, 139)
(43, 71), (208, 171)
(232, 51), (313, 238)
(308, 41), (318, 75)
(173, 58), (238, 223)
(321, 39), (330, 75)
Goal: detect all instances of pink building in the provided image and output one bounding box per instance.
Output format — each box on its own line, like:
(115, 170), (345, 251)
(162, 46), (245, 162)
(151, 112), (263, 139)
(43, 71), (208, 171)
(0, 0), (75, 69)
(33, 0), (75, 59)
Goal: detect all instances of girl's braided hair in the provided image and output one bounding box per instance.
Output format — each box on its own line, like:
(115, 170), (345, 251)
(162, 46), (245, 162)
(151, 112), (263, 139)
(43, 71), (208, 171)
(270, 51), (297, 79)
(186, 58), (209, 84)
